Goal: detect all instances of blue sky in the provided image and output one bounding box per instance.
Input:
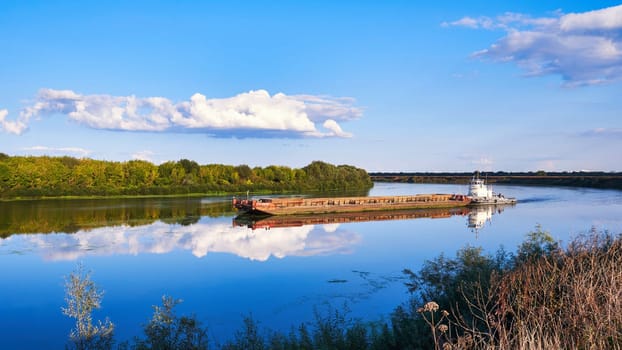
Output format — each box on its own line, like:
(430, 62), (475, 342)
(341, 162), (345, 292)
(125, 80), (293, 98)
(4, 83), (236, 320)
(1, 1), (621, 171)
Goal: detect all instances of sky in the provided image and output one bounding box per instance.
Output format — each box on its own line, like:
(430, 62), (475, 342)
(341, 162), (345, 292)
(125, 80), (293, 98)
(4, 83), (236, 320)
(1, 0), (621, 172)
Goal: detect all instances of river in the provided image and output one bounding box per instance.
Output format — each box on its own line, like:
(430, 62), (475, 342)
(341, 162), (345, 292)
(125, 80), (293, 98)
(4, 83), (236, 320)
(1, 182), (621, 348)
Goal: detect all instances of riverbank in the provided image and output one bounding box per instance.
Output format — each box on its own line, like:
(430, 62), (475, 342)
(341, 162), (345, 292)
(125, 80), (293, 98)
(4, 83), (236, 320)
(0, 156), (372, 200)
(370, 171), (622, 190)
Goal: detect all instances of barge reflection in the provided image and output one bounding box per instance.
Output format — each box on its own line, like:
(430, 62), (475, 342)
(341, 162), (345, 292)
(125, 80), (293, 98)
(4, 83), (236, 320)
(233, 207), (471, 230)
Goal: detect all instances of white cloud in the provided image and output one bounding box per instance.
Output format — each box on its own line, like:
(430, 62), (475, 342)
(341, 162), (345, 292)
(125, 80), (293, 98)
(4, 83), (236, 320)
(581, 128), (622, 138)
(447, 17), (480, 28)
(446, 5), (622, 86)
(132, 150), (155, 162)
(292, 95), (363, 122)
(0, 89), (362, 137)
(322, 119), (353, 138)
(560, 5), (622, 32)
(443, 16), (494, 29)
(0, 108), (28, 134)
(22, 146), (91, 157)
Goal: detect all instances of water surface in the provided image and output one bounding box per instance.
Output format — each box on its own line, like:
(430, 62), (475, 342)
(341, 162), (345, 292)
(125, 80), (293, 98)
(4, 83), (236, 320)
(1, 183), (621, 348)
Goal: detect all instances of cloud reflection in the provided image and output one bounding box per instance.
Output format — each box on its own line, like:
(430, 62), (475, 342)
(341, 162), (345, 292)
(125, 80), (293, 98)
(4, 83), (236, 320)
(0, 220), (360, 262)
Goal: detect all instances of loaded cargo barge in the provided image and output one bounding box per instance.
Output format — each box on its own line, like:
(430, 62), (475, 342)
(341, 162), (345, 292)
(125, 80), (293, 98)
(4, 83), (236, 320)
(232, 193), (470, 216)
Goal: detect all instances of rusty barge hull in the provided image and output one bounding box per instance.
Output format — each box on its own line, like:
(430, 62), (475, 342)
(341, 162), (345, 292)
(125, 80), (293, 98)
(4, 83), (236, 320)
(233, 194), (470, 216)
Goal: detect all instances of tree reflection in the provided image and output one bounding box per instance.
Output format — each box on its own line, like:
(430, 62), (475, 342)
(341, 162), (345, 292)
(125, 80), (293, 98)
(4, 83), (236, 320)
(0, 198), (233, 237)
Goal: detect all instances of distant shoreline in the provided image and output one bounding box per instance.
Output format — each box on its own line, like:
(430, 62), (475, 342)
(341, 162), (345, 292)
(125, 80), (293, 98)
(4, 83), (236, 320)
(369, 172), (622, 191)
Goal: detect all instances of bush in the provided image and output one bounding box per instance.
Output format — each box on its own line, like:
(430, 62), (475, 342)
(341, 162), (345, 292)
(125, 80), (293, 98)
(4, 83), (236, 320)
(133, 296), (209, 350)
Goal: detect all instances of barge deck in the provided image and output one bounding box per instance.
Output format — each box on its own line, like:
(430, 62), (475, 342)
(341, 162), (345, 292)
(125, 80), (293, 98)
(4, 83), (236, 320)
(233, 194), (470, 216)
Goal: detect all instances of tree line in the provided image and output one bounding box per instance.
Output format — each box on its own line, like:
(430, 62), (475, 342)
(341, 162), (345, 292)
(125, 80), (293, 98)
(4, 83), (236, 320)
(0, 153), (372, 199)
(370, 170), (622, 190)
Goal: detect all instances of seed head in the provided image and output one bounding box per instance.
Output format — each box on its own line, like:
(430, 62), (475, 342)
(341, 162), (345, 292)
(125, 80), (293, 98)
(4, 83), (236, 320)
(424, 301), (439, 312)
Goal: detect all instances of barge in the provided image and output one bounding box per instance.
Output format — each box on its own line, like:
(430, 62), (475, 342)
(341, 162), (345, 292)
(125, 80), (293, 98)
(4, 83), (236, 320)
(233, 193), (470, 216)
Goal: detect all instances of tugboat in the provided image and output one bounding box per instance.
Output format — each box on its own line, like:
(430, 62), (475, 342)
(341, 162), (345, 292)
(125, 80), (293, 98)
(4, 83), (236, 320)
(468, 174), (517, 205)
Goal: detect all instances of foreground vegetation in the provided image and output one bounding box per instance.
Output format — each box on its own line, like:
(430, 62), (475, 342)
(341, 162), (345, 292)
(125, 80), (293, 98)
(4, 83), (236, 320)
(0, 153), (372, 199)
(64, 227), (621, 349)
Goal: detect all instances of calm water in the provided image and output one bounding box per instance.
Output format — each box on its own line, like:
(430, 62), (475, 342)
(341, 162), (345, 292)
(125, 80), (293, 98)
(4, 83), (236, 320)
(1, 183), (622, 348)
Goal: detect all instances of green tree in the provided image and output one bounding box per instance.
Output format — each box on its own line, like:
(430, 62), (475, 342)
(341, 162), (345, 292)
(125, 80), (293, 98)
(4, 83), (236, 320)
(0, 156), (372, 198)
(178, 159), (200, 185)
(125, 160), (158, 188)
(222, 316), (265, 350)
(134, 295), (209, 350)
(0, 162), (9, 193)
(235, 165), (253, 181)
(515, 225), (559, 263)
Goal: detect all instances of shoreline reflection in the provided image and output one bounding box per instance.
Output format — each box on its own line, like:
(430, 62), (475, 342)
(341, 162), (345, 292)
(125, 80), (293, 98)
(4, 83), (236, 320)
(0, 205), (515, 261)
(0, 198), (233, 237)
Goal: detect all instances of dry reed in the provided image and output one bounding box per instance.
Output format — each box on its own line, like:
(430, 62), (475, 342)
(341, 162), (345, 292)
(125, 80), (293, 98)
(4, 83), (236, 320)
(428, 231), (622, 349)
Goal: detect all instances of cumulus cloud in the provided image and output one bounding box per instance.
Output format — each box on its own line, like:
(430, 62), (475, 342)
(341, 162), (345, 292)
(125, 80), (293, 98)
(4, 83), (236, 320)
(446, 5), (622, 86)
(0, 108), (27, 134)
(560, 5), (622, 32)
(22, 146), (91, 157)
(132, 150), (156, 162)
(442, 16), (494, 29)
(291, 95), (363, 122)
(581, 128), (622, 138)
(322, 119), (353, 138)
(0, 89), (362, 137)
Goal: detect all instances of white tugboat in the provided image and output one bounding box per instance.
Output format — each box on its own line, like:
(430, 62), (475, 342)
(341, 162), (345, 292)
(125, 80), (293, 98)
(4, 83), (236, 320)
(468, 174), (517, 205)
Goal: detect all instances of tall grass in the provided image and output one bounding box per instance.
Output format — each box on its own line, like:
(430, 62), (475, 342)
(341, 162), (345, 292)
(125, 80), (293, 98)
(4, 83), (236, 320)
(419, 229), (622, 349)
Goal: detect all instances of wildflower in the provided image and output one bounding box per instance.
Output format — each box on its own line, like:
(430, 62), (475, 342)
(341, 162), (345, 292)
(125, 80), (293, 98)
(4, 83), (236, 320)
(424, 301), (439, 312)
(441, 310), (449, 317)
(443, 343), (453, 350)
(438, 324), (449, 333)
